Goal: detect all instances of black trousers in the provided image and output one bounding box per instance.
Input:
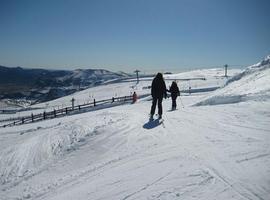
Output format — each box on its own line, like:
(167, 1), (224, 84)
(151, 97), (163, 116)
(172, 96), (177, 108)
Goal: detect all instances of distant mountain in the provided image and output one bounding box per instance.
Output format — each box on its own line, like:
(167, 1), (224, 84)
(0, 66), (131, 104)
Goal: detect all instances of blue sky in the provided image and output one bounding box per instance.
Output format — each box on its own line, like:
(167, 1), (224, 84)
(0, 0), (269, 73)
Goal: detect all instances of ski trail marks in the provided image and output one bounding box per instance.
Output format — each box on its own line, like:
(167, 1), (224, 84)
(236, 153), (270, 163)
(121, 171), (173, 200)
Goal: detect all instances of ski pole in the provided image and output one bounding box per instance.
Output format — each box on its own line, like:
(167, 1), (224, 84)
(179, 96), (184, 108)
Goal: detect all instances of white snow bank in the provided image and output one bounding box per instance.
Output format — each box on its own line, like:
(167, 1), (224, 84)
(0, 123), (87, 184)
(0, 111), (123, 184)
(195, 56), (270, 106)
(249, 55), (270, 68)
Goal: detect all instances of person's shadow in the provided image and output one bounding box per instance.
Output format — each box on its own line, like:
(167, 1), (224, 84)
(143, 119), (162, 129)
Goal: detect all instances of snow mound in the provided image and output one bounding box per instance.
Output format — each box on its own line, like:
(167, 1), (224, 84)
(195, 55), (270, 106)
(0, 123), (88, 184)
(0, 112), (122, 184)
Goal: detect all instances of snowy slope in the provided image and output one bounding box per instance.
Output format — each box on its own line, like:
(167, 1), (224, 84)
(28, 67), (240, 110)
(0, 100), (25, 110)
(0, 64), (269, 200)
(1, 96), (269, 200)
(0, 68), (240, 122)
(195, 56), (270, 106)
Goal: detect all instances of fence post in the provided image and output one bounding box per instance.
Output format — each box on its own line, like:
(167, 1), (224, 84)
(1, 94), (133, 127)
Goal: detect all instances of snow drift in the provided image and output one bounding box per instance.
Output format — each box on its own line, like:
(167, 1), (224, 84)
(0, 112), (123, 185)
(194, 55), (270, 106)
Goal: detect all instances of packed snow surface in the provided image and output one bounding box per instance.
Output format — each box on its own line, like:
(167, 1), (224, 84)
(0, 64), (269, 200)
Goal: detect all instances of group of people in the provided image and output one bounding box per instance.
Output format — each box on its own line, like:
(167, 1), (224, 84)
(150, 73), (180, 120)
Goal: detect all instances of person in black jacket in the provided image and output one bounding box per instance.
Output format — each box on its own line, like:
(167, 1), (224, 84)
(150, 73), (167, 119)
(167, 81), (180, 110)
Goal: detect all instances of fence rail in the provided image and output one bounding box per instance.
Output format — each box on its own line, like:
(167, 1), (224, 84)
(1, 95), (133, 128)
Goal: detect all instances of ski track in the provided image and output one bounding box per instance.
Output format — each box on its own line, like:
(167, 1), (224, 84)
(163, 103), (270, 200)
(121, 171), (173, 200)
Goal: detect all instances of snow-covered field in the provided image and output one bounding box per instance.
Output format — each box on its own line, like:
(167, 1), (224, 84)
(0, 58), (269, 200)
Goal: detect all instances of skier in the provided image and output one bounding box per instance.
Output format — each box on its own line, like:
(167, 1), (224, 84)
(132, 91), (138, 103)
(167, 81), (180, 110)
(150, 73), (167, 119)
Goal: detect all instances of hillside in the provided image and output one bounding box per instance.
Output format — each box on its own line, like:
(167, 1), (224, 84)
(195, 55), (270, 106)
(0, 66), (130, 104)
(0, 67), (240, 121)
(0, 60), (269, 200)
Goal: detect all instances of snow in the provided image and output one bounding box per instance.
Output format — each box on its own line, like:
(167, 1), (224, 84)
(0, 67), (240, 122)
(195, 56), (270, 106)
(0, 62), (269, 200)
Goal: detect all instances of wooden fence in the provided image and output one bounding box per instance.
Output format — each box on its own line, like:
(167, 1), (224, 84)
(1, 95), (133, 128)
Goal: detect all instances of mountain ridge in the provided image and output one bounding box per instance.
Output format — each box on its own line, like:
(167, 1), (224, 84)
(0, 65), (131, 103)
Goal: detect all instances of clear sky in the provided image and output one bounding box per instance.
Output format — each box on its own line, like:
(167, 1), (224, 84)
(0, 0), (269, 73)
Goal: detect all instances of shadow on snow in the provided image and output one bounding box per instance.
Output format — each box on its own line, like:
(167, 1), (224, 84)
(143, 119), (162, 129)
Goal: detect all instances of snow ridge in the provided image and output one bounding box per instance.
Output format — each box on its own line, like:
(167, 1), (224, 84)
(194, 55), (270, 106)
